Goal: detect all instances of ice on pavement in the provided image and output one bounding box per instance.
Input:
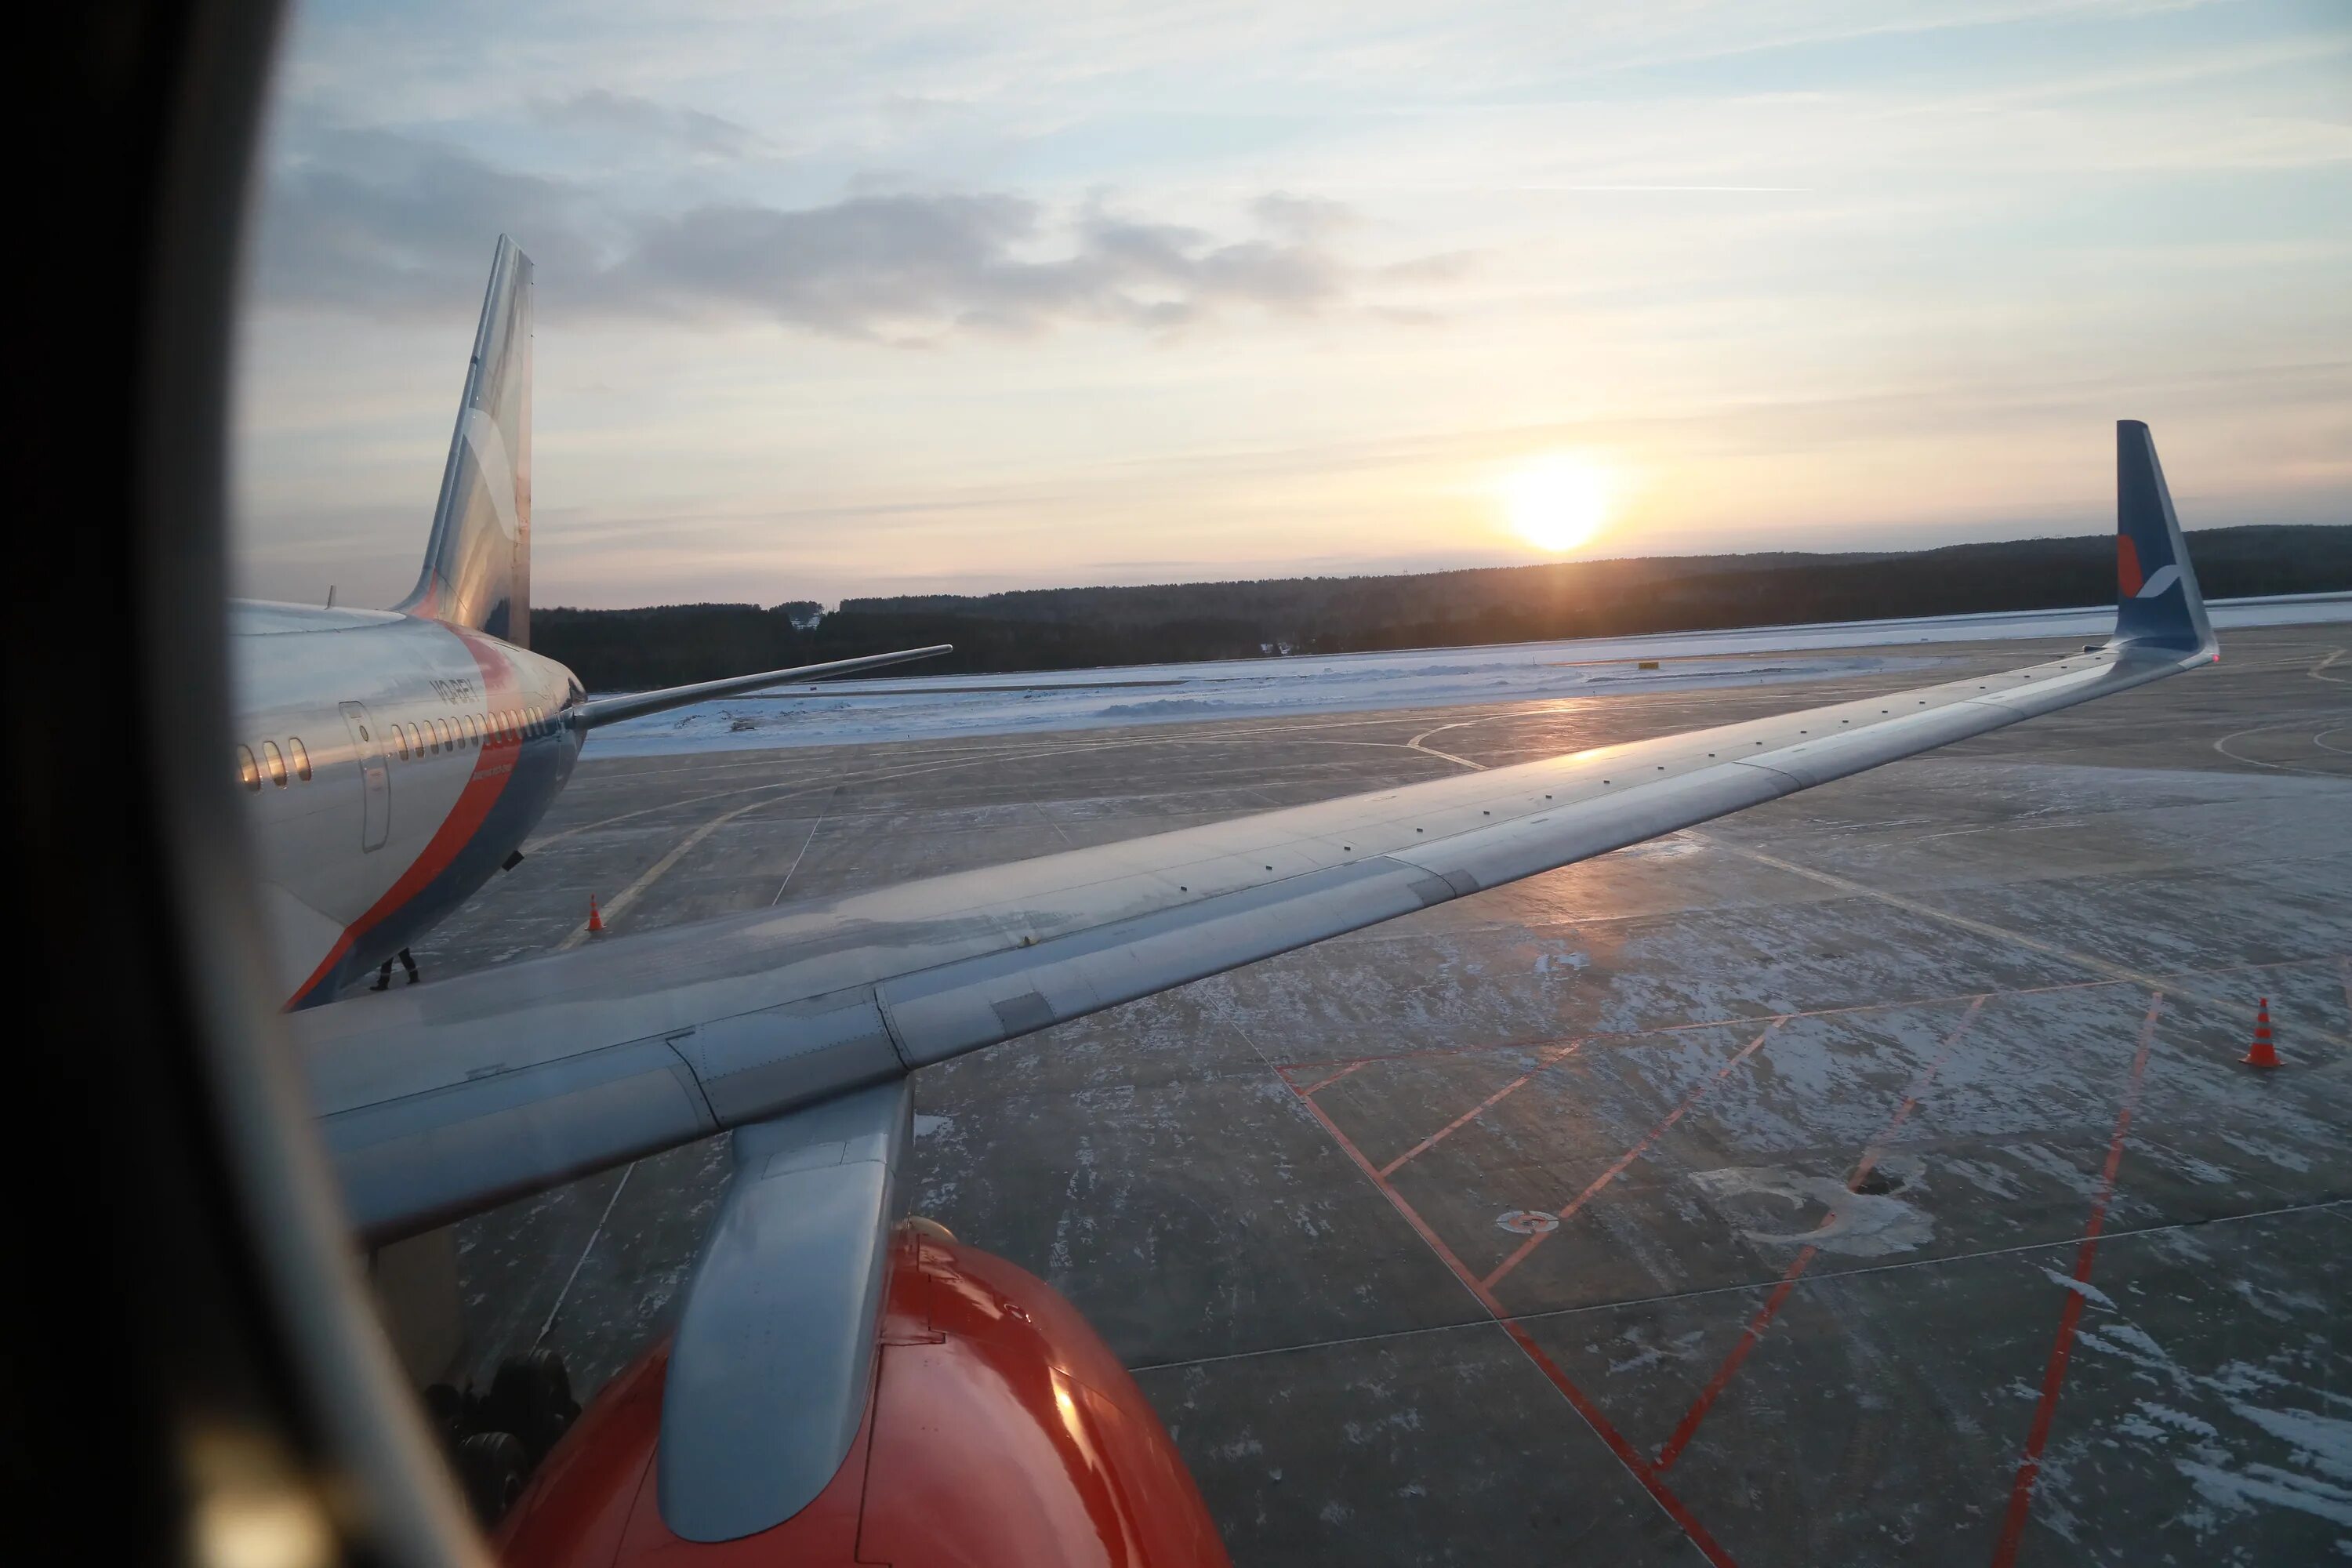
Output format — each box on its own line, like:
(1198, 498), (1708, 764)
(582, 593), (2352, 757)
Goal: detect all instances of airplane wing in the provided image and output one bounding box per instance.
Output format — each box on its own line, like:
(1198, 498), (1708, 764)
(290, 421), (2216, 1541)
(572, 643), (953, 730)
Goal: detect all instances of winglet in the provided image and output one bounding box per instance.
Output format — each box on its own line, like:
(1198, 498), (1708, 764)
(2114, 421), (2216, 659)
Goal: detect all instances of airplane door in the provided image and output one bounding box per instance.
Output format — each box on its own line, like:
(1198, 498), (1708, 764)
(338, 701), (391, 851)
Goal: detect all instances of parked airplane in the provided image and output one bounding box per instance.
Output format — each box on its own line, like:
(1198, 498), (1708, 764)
(229, 238), (946, 1009)
(286, 241), (2218, 1563)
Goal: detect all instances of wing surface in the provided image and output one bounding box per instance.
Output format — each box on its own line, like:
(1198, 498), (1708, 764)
(298, 420), (2218, 1541)
(572, 643), (953, 730)
(302, 633), (2211, 1241)
(296, 421), (2216, 1244)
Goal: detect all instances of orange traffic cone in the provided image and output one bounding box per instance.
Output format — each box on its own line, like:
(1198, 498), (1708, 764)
(588, 895), (604, 935)
(2242, 997), (2278, 1068)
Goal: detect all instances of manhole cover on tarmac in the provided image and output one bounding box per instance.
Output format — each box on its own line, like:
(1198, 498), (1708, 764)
(1496, 1210), (1560, 1235)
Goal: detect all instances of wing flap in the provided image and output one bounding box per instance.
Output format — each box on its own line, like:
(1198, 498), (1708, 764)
(321, 1039), (716, 1237)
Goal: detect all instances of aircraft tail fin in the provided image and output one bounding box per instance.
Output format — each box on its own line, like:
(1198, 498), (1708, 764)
(2113, 421), (2215, 658)
(397, 235), (533, 646)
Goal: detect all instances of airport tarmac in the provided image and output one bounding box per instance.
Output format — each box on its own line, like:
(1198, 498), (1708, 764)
(403, 624), (2352, 1566)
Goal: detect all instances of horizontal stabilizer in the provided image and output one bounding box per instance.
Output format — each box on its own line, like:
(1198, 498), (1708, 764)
(573, 644), (953, 730)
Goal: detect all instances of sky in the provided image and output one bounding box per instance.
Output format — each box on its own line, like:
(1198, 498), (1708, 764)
(230, 0), (2352, 609)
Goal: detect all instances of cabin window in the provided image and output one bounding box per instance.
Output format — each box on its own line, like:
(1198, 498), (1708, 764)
(463, 714), (477, 746)
(237, 745), (260, 791)
(406, 723), (421, 757)
(261, 740), (289, 788)
(433, 718), (448, 751)
(289, 738), (311, 782)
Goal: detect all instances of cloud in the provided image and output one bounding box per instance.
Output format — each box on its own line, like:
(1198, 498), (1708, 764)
(529, 89), (761, 160)
(252, 126), (608, 314)
(249, 127), (1438, 339)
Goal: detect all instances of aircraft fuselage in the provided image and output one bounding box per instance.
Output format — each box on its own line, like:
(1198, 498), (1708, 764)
(229, 599), (585, 1007)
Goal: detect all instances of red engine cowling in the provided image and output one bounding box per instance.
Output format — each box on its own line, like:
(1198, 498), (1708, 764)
(497, 1225), (1231, 1567)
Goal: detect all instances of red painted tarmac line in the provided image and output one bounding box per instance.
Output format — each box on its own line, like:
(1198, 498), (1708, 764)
(1290, 1080), (1744, 1568)
(1483, 1020), (1786, 1291)
(1294, 1060), (1372, 1097)
(1654, 1249), (1817, 1471)
(1988, 994), (2163, 1568)
(1378, 1040), (1584, 1177)
(1653, 993), (1991, 1470)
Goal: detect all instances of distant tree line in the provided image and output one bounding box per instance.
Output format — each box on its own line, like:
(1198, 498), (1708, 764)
(532, 524), (2351, 691)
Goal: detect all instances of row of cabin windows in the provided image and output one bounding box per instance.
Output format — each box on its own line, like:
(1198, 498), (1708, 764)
(236, 738), (312, 791)
(234, 705), (552, 792)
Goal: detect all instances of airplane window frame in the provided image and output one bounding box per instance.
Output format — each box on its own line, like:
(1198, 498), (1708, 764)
(289, 736), (310, 781)
(42, 8), (495, 1563)
(237, 743), (260, 791)
(261, 739), (288, 787)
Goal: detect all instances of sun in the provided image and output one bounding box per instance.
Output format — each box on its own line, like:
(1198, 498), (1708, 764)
(1501, 453), (1613, 554)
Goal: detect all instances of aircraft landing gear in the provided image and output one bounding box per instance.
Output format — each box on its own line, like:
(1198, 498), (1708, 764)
(425, 1348), (583, 1526)
(455, 1432), (529, 1526)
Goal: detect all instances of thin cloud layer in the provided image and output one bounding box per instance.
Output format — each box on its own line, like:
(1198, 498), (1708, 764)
(255, 125), (1397, 339)
(530, 89), (760, 161)
(234, 1), (2352, 608)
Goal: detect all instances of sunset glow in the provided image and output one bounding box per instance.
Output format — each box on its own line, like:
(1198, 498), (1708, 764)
(230, 2), (2351, 607)
(1503, 456), (1613, 554)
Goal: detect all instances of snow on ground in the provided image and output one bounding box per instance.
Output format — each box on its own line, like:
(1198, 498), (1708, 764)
(583, 593), (2352, 757)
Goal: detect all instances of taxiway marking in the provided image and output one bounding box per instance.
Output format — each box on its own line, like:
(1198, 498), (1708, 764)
(1991, 994), (2162, 1566)
(535, 1161), (635, 1351)
(1685, 832), (2238, 1009)
(1483, 1020), (1784, 1290)
(1291, 1078), (1746, 1568)
(554, 794), (779, 949)
(1378, 1039), (1584, 1178)
(1653, 995), (1988, 1471)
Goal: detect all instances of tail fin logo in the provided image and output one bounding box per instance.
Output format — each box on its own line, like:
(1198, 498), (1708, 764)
(2118, 536), (2178, 600)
